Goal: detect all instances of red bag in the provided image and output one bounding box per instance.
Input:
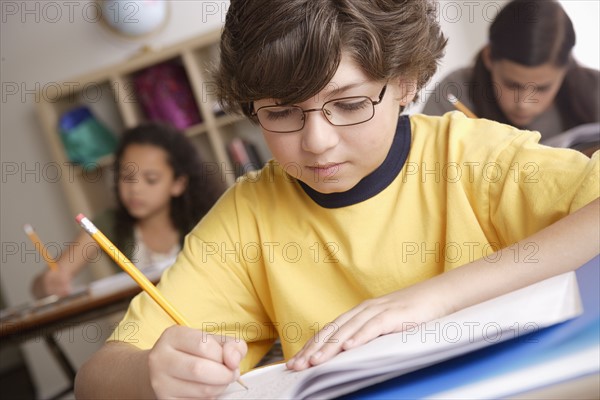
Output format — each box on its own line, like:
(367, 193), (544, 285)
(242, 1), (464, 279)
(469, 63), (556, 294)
(133, 61), (202, 130)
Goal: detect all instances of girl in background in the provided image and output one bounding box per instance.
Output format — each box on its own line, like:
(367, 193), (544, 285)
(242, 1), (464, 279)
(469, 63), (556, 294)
(32, 122), (222, 298)
(423, 0), (599, 142)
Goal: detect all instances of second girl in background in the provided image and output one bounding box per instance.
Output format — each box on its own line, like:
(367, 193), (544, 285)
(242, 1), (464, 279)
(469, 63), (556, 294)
(423, 0), (599, 142)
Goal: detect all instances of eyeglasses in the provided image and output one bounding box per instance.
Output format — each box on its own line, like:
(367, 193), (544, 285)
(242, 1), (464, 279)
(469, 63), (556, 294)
(251, 84), (388, 133)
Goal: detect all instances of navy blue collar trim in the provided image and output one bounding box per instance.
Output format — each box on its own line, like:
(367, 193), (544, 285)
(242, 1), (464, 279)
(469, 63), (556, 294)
(299, 115), (411, 209)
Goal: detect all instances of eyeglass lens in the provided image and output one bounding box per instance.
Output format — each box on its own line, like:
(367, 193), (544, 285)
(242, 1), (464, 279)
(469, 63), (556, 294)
(256, 96), (375, 133)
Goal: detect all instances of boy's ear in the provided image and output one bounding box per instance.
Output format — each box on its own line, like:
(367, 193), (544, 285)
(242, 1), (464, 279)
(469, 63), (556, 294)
(394, 77), (418, 106)
(482, 45), (493, 71)
(170, 176), (188, 197)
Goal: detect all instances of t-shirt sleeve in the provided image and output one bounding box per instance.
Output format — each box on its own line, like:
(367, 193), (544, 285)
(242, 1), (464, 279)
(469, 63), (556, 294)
(487, 132), (599, 245)
(444, 114), (600, 247)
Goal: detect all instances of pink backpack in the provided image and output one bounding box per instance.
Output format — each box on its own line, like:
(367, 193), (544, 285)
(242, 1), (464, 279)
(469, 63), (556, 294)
(133, 61), (202, 130)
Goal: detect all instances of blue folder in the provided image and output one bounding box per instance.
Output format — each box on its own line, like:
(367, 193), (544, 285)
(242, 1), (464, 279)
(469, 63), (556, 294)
(343, 255), (600, 399)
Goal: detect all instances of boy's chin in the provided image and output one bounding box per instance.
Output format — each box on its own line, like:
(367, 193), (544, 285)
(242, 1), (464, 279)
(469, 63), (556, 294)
(301, 178), (357, 195)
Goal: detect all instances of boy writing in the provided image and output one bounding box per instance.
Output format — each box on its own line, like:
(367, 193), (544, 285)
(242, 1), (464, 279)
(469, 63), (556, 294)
(76, 1), (599, 398)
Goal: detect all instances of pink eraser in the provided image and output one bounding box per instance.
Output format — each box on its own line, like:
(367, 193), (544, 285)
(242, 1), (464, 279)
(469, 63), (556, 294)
(75, 214), (86, 224)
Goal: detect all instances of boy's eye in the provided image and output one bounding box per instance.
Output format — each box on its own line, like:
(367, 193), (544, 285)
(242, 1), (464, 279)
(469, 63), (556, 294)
(263, 107), (296, 121)
(331, 98), (370, 112)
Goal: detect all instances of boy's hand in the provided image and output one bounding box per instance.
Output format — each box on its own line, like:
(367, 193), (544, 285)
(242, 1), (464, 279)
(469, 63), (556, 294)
(148, 326), (247, 399)
(286, 283), (449, 371)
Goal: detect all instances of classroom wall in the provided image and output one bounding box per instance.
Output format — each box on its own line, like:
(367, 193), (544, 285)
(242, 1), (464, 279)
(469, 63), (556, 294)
(0, 1), (598, 398)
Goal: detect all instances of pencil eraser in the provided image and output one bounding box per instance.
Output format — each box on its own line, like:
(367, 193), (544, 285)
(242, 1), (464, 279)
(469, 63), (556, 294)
(75, 213), (86, 224)
(23, 224), (33, 234)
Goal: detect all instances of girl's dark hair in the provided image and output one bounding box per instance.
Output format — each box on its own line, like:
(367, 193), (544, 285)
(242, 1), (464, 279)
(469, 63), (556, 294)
(215, 0), (446, 118)
(471, 0), (599, 128)
(113, 123), (223, 246)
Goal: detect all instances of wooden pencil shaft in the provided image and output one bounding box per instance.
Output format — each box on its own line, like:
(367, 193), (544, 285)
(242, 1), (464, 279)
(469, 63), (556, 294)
(454, 101), (477, 119)
(25, 227), (58, 271)
(78, 215), (247, 389)
(91, 229), (191, 326)
(447, 95), (477, 119)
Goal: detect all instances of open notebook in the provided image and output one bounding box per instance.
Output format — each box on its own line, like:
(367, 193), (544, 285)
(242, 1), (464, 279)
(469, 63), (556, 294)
(220, 272), (582, 399)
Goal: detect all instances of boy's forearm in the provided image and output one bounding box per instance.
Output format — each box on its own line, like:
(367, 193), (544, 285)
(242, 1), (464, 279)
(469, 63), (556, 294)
(75, 341), (155, 399)
(439, 197), (600, 315)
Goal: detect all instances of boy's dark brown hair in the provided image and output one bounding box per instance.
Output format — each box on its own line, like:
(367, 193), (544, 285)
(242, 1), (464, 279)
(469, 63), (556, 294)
(215, 0), (446, 118)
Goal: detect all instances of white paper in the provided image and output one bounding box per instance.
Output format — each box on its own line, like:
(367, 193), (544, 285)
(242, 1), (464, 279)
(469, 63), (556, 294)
(88, 266), (165, 297)
(220, 272), (583, 399)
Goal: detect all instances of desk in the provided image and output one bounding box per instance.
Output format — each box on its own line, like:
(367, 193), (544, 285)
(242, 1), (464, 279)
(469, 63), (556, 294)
(343, 255), (600, 399)
(0, 284), (144, 399)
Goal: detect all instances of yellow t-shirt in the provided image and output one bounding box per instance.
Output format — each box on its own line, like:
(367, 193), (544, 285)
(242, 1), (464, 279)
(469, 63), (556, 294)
(109, 112), (599, 373)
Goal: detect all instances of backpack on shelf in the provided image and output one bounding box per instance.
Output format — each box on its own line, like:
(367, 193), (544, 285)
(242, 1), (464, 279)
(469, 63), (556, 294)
(59, 106), (117, 165)
(133, 61), (202, 130)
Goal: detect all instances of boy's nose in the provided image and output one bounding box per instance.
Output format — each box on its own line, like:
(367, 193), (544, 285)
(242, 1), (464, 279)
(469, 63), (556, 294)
(301, 111), (340, 154)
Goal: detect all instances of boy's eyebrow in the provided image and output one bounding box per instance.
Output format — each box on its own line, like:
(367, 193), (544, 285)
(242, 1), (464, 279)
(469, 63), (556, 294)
(323, 82), (369, 98)
(268, 82), (371, 106)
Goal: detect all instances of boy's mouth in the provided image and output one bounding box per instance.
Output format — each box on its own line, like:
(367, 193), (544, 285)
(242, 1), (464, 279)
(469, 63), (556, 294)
(306, 162), (344, 176)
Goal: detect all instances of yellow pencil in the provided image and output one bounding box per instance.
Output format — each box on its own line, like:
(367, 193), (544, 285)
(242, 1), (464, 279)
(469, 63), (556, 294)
(75, 214), (248, 389)
(446, 94), (478, 119)
(24, 224), (58, 271)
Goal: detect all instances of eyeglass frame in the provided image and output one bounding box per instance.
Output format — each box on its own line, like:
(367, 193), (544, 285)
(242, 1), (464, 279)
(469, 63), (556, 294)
(251, 84), (388, 133)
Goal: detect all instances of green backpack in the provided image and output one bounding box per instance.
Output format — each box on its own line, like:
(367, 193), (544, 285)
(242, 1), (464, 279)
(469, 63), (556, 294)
(59, 106), (117, 165)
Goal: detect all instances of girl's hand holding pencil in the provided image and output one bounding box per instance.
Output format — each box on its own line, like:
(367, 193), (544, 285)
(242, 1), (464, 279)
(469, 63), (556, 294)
(25, 224), (72, 298)
(76, 213), (249, 396)
(34, 268), (73, 298)
(24, 224), (58, 271)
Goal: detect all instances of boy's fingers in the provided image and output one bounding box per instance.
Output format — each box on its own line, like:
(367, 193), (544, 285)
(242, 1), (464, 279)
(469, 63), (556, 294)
(286, 322), (343, 370)
(165, 328), (247, 371)
(343, 313), (398, 350)
(222, 338), (248, 370)
(166, 327), (224, 363)
(167, 350), (239, 385)
(288, 308), (387, 370)
(152, 369), (231, 400)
